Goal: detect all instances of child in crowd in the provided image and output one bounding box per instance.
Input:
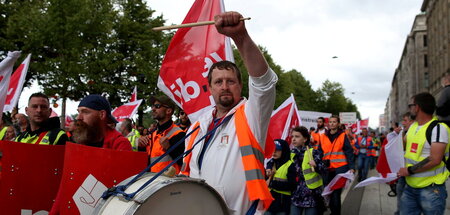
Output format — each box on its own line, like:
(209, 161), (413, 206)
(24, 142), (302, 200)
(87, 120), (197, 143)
(290, 126), (326, 215)
(265, 139), (297, 215)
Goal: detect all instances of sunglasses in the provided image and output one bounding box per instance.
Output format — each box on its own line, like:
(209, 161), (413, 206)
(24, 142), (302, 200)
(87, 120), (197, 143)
(179, 111), (186, 116)
(152, 103), (169, 109)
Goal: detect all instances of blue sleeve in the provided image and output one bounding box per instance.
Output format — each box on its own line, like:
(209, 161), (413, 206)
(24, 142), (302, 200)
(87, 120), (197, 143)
(343, 135), (355, 170)
(313, 149), (327, 175)
(367, 140), (374, 149)
(354, 138), (360, 149)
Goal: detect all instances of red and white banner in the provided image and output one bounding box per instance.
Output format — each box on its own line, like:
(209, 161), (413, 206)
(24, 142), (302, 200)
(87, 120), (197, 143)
(50, 143), (148, 215)
(0, 51), (21, 119)
(130, 86), (137, 102)
(0, 141), (65, 215)
(50, 108), (58, 117)
(349, 118), (369, 134)
(354, 131), (403, 188)
(111, 99), (142, 122)
(265, 94), (302, 157)
(3, 53), (30, 113)
(158, 0), (233, 123)
(322, 170), (354, 196)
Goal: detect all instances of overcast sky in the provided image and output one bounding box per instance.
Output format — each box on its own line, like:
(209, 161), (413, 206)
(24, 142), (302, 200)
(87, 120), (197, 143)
(20, 0), (424, 128)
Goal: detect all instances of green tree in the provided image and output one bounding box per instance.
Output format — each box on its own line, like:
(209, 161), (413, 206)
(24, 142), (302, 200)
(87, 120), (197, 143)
(317, 79), (360, 117)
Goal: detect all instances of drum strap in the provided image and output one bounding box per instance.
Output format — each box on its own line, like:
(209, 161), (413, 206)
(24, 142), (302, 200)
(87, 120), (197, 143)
(102, 113), (234, 201)
(246, 200), (259, 215)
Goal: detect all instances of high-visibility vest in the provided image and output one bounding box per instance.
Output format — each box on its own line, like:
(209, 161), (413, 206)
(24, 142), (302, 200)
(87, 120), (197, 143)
(302, 148), (323, 189)
(0, 126), (7, 140)
(405, 119), (450, 188)
(357, 136), (372, 155)
(181, 104), (273, 209)
(310, 132), (321, 150)
(15, 129), (66, 145)
(271, 159), (293, 195)
(320, 132), (348, 169)
(128, 129), (141, 151)
(148, 123), (183, 172)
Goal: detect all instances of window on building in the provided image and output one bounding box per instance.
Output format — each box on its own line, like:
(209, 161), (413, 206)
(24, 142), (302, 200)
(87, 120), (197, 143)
(424, 72), (429, 88)
(423, 35), (427, 47)
(424, 54), (428, 67)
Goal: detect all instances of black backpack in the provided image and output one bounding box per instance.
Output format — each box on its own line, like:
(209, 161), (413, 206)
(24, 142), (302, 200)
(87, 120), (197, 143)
(425, 120), (450, 171)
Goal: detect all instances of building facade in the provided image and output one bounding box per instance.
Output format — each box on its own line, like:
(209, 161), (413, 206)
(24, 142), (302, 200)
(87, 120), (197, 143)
(385, 13), (428, 127)
(421, 0), (450, 97)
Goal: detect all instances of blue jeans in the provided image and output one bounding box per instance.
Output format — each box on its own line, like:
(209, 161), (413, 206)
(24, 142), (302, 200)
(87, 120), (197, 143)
(400, 183), (447, 215)
(357, 153), (370, 181)
(395, 177), (406, 215)
(290, 204), (318, 215)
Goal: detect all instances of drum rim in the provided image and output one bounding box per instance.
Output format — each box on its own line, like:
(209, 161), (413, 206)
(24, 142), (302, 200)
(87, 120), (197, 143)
(94, 173), (231, 215)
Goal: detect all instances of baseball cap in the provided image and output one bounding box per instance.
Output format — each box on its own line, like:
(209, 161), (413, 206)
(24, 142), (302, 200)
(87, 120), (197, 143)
(149, 95), (176, 110)
(78, 94), (118, 123)
(274, 140), (283, 151)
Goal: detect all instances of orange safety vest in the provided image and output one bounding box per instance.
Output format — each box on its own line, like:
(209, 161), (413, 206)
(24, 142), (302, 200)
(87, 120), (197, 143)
(357, 136), (375, 156)
(310, 132), (321, 150)
(320, 132), (348, 169)
(148, 123), (183, 173)
(181, 105), (273, 209)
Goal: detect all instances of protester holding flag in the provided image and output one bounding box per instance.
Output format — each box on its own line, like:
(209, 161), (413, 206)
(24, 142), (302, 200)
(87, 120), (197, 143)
(138, 95), (185, 172)
(75, 94), (131, 150)
(15, 93), (67, 145)
(290, 126), (326, 215)
(265, 139), (296, 215)
(181, 11), (278, 214)
(319, 115), (354, 215)
(398, 93), (450, 215)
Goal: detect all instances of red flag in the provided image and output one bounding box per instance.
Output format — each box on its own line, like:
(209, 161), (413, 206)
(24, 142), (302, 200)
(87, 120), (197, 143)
(50, 143), (148, 215)
(0, 51), (21, 118)
(111, 99), (142, 122)
(265, 94), (302, 157)
(322, 171), (354, 196)
(65, 115), (74, 128)
(3, 53), (29, 113)
(158, 0), (233, 122)
(130, 86), (137, 102)
(376, 131), (404, 177)
(0, 141), (65, 214)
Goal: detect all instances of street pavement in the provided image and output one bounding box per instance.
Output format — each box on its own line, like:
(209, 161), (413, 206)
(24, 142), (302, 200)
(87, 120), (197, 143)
(327, 169), (450, 214)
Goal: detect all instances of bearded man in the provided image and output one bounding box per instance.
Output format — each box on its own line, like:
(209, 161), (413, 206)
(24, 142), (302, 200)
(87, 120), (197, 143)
(74, 94), (131, 151)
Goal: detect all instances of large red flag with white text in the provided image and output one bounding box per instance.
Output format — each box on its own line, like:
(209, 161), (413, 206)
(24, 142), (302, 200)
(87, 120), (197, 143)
(111, 99), (142, 122)
(3, 53), (29, 113)
(265, 94), (302, 157)
(158, 0), (233, 123)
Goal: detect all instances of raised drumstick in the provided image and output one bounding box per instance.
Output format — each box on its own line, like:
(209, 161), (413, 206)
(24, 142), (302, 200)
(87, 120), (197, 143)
(152, 17), (251, 31)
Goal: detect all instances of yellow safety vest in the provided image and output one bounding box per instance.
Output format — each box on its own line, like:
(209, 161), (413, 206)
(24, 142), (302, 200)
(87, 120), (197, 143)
(15, 129), (66, 145)
(128, 129), (141, 151)
(0, 126), (7, 140)
(272, 159), (294, 195)
(405, 119), (450, 188)
(302, 148), (323, 189)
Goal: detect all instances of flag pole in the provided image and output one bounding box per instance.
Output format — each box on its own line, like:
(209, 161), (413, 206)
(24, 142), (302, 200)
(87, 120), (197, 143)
(153, 17), (251, 31)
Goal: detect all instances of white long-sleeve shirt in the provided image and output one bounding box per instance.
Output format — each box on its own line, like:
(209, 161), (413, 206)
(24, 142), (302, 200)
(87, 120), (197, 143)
(185, 68), (278, 214)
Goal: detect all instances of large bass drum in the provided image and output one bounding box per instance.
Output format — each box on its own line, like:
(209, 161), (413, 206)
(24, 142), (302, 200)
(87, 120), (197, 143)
(94, 173), (230, 215)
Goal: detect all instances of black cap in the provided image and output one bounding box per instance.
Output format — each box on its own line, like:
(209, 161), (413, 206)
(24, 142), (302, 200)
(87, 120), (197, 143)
(78, 94), (118, 123)
(149, 95), (176, 110)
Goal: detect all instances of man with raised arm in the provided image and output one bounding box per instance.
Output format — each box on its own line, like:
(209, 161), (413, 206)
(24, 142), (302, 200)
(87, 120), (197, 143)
(180, 11), (278, 214)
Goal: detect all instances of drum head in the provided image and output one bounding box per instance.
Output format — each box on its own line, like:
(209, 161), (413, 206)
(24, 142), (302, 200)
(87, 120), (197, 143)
(96, 173), (230, 215)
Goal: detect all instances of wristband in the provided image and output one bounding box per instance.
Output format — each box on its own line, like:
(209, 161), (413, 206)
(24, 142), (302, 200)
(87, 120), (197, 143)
(407, 166), (414, 175)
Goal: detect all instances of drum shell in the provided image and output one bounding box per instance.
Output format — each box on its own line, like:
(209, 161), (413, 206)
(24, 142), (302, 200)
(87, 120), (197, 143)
(94, 173), (230, 215)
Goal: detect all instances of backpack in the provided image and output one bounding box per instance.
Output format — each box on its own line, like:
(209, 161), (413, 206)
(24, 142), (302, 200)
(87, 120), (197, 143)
(425, 120), (450, 171)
